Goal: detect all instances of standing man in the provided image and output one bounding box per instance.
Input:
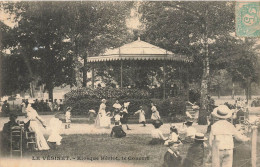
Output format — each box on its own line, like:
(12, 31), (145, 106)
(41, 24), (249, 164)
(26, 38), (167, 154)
(209, 105), (249, 167)
(2, 100), (10, 114)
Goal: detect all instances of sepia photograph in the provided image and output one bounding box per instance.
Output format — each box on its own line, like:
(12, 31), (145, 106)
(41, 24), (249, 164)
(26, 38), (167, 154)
(0, 1), (260, 167)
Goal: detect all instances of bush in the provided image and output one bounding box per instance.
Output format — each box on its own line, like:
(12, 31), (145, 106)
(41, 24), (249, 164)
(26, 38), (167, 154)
(64, 87), (186, 117)
(65, 98), (151, 115)
(64, 87), (150, 101)
(151, 98), (186, 116)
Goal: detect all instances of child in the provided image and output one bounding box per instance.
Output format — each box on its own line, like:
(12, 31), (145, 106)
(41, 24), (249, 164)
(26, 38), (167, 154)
(134, 106), (146, 126)
(88, 109), (96, 124)
(162, 140), (182, 167)
(48, 113), (63, 148)
(110, 121), (126, 138)
(120, 102), (131, 130)
(149, 120), (167, 145)
(65, 107), (72, 129)
(164, 126), (181, 145)
(151, 103), (161, 123)
(114, 109), (122, 125)
(182, 133), (207, 167)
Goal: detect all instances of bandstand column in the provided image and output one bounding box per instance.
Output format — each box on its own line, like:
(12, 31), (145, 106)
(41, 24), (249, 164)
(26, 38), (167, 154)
(91, 66), (94, 89)
(120, 60), (123, 88)
(163, 59), (166, 99)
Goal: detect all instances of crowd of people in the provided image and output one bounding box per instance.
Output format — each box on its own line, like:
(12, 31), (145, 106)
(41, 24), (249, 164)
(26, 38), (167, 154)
(0, 97), (254, 167)
(21, 98), (64, 112)
(0, 98), (64, 114)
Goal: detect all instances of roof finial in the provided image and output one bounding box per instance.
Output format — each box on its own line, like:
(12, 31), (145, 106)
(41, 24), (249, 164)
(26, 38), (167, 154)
(138, 37), (140, 41)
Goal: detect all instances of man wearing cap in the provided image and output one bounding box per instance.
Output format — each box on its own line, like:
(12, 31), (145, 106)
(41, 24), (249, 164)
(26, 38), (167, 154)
(183, 133), (207, 167)
(209, 105), (249, 167)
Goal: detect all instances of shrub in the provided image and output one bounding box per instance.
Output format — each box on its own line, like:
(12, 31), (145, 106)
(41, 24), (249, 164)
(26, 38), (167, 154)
(64, 87), (150, 101)
(151, 98), (186, 116)
(65, 98), (151, 115)
(64, 87), (186, 117)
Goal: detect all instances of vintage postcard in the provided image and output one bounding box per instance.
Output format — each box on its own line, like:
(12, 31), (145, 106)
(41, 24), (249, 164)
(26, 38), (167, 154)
(0, 1), (260, 167)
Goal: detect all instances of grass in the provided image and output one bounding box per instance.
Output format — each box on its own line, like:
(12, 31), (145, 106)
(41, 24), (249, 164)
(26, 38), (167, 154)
(20, 132), (260, 167)
(2, 129), (260, 167)
(21, 134), (192, 167)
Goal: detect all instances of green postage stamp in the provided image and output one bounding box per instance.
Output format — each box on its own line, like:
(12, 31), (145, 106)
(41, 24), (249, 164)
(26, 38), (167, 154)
(236, 2), (260, 37)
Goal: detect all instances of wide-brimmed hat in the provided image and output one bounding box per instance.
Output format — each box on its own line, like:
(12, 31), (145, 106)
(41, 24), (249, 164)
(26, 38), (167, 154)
(66, 107), (72, 111)
(152, 120), (163, 128)
(212, 105), (232, 119)
(170, 126), (177, 131)
(184, 120), (193, 126)
(192, 133), (207, 141)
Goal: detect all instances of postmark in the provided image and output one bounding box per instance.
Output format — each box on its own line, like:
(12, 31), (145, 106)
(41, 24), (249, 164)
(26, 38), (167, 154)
(236, 2), (260, 37)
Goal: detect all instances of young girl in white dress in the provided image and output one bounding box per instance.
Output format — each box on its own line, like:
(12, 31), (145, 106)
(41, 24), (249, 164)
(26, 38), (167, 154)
(25, 102), (50, 151)
(134, 106), (146, 126)
(151, 103), (161, 123)
(48, 113), (62, 147)
(164, 126), (181, 145)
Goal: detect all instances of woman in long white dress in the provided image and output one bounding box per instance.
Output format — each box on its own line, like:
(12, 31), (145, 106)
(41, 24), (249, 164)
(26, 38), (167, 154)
(25, 103), (50, 150)
(95, 99), (111, 128)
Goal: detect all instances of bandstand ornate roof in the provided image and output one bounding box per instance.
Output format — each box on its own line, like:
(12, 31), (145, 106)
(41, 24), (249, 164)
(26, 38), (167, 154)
(87, 38), (192, 63)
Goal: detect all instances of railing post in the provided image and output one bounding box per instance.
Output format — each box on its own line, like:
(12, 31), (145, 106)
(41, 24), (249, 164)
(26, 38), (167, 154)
(212, 135), (220, 167)
(251, 126), (258, 167)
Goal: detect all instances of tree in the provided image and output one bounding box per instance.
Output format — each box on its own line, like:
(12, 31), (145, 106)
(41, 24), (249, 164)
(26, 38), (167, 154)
(58, 2), (134, 87)
(2, 2), (134, 99)
(139, 2), (253, 124)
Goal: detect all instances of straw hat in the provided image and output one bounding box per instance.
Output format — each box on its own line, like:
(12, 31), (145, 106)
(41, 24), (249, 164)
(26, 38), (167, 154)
(192, 133), (207, 141)
(212, 105), (232, 119)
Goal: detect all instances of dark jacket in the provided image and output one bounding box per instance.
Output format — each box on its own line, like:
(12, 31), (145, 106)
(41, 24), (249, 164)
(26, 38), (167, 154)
(163, 150), (182, 167)
(1, 121), (19, 155)
(110, 125), (126, 138)
(183, 142), (204, 167)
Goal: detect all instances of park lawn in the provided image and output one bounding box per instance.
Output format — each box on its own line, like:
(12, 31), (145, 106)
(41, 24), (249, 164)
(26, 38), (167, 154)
(22, 134), (194, 167)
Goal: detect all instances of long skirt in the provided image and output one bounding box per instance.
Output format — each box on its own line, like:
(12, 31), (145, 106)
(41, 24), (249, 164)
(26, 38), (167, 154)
(29, 121), (50, 150)
(95, 115), (111, 128)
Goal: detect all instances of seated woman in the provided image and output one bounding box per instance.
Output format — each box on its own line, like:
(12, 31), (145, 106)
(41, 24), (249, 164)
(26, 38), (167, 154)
(1, 113), (19, 156)
(25, 102), (50, 151)
(182, 120), (196, 143)
(149, 120), (167, 145)
(110, 121), (126, 138)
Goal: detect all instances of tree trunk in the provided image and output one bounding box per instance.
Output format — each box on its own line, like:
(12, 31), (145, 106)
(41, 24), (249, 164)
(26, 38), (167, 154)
(218, 86), (220, 99)
(48, 87), (53, 102)
(232, 82), (235, 99)
(198, 8), (209, 125)
(82, 55), (87, 87)
(248, 80), (252, 100)
(198, 58), (209, 125)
